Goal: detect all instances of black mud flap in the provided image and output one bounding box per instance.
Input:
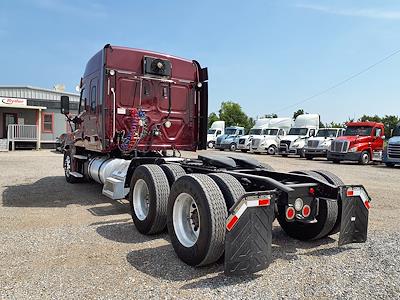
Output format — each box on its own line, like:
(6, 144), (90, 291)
(224, 192), (276, 276)
(338, 185), (371, 246)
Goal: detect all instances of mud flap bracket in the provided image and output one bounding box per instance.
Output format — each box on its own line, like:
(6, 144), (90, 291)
(338, 185), (370, 246)
(224, 192), (276, 276)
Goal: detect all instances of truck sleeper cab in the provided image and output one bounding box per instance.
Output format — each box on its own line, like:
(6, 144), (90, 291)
(60, 46), (372, 276)
(304, 128), (345, 160)
(327, 122), (385, 165)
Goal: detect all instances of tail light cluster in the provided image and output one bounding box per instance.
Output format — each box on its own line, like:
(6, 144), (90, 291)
(286, 187), (316, 220)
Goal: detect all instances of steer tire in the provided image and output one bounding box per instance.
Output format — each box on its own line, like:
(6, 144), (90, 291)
(129, 165), (170, 235)
(160, 164), (186, 187)
(167, 174), (227, 266)
(313, 170), (344, 235)
(359, 151), (370, 165)
(209, 173), (245, 210)
(63, 150), (80, 183)
(277, 170), (338, 240)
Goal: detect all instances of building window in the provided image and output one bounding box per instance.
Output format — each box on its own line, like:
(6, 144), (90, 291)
(42, 113), (54, 133)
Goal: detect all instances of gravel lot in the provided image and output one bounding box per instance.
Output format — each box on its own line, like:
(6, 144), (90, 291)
(1, 150), (399, 299)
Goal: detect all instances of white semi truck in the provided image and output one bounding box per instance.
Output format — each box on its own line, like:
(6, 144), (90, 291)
(236, 118), (271, 152)
(207, 121), (225, 148)
(279, 114), (320, 157)
(249, 118), (293, 155)
(304, 128), (345, 160)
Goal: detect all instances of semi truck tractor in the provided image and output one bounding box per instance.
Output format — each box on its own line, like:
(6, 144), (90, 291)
(382, 122), (400, 167)
(250, 118), (293, 155)
(236, 118), (271, 153)
(304, 128), (345, 160)
(327, 121), (385, 165)
(279, 114), (320, 157)
(207, 120), (225, 148)
(214, 126), (245, 151)
(60, 45), (371, 276)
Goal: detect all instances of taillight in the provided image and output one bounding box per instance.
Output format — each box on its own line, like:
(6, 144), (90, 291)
(309, 187), (315, 196)
(302, 205), (311, 217)
(286, 207), (295, 220)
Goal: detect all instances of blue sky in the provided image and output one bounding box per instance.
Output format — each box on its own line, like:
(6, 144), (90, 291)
(0, 0), (399, 123)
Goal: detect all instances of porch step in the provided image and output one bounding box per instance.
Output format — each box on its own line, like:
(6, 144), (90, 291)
(0, 139), (8, 152)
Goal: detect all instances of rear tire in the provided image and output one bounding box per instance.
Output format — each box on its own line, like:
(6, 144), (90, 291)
(160, 164), (186, 187)
(241, 149), (248, 153)
(281, 154), (288, 157)
(209, 173), (245, 210)
(167, 174), (227, 266)
(219, 148), (224, 151)
(332, 159), (340, 164)
(277, 170), (338, 240)
(129, 165), (170, 235)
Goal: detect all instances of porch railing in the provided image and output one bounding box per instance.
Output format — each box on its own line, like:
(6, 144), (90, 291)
(7, 124), (39, 150)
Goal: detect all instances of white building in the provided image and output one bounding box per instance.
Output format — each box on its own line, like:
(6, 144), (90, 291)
(0, 86), (79, 150)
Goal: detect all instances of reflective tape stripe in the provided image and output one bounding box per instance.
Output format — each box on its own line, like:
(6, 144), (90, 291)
(347, 187), (371, 210)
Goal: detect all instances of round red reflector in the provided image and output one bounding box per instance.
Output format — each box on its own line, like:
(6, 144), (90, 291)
(309, 187), (315, 196)
(286, 207), (295, 220)
(302, 205), (311, 217)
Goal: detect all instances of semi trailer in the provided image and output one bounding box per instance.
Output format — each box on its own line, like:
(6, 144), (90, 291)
(60, 45), (371, 276)
(327, 121), (385, 165)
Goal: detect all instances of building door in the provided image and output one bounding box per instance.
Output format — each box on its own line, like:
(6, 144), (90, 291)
(3, 113), (17, 137)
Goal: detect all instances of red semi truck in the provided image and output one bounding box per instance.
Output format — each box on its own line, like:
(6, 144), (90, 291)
(60, 45), (371, 276)
(327, 121), (385, 165)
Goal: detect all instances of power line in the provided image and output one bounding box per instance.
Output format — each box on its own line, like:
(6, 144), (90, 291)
(273, 47), (400, 114)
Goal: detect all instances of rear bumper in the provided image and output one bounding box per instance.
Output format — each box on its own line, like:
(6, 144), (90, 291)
(327, 151), (361, 161)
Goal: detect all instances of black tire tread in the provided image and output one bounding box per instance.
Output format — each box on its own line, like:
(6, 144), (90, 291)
(209, 173), (245, 209)
(160, 164), (186, 187)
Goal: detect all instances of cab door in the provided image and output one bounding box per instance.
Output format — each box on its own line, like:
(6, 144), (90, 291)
(372, 126), (384, 151)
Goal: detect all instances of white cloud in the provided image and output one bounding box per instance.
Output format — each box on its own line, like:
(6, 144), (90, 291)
(297, 4), (400, 20)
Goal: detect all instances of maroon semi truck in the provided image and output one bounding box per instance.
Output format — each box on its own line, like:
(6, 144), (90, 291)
(60, 45), (371, 276)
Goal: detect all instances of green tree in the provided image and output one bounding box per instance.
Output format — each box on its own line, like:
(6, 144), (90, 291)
(382, 115), (400, 137)
(207, 112), (219, 128)
(326, 121), (345, 128)
(293, 109), (305, 120)
(218, 101), (252, 131)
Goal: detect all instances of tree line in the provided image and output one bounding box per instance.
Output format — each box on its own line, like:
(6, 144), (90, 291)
(208, 102), (400, 137)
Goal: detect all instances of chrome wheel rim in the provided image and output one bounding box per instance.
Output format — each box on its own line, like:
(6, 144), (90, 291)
(362, 153), (369, 164)
(267, 146), (275, 155)
(208, 142), (214, 148)
(173, 193), (200, 248)
(133, 179), (150, 221)
(230, 144), (236, 151)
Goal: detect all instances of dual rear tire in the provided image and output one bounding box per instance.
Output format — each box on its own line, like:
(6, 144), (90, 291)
(129, 165), (245, 266)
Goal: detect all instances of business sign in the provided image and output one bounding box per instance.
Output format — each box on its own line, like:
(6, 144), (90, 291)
(0, 97), (27, 107)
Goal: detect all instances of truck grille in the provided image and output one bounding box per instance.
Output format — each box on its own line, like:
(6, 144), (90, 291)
(307, 140), (319, 148)
(252, 139), (261, 148)
(239, 138), (246, 145)
(330, 140), (349, 153)
(280, 140), (291, 148)
(388, 143), (400, 159)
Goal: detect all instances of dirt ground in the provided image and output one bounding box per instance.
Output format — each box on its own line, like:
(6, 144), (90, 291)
(0, 150), (399, 299)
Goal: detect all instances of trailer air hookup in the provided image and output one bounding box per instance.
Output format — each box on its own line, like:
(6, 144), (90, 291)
(59, 45), (371, 276)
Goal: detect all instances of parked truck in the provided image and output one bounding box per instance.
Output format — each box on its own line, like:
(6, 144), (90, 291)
(60, 45), (371, 276)
(214, 126), (245, 151)
(304, 128), (345, 160)
(236, 118), (271, 153)
(207, 120), (225, 148)
(327, 121), (385, 165)
(382, 122), (400, 167)
(250, 118), (293, 155)
(279, 114), (320, 157)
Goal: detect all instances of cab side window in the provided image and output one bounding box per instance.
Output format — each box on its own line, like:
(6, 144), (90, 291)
(309, 129), (315, 136)
(216, 130), (221, 135)
(375, 128), (382, 137)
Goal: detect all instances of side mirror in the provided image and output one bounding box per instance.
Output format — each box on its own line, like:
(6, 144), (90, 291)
(61, 96), (70, 115)
(382, 135), (386, 140)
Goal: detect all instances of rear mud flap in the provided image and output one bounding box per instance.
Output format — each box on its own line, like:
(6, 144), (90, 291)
(338, 185), (370, 246)
(224, 193), (276, 276)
